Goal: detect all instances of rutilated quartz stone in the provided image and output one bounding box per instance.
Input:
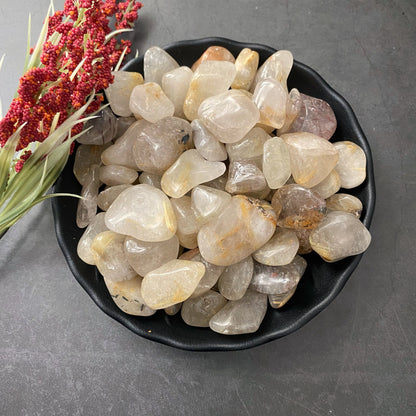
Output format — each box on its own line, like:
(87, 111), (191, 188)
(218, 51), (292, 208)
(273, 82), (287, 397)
(268, 286), (297, 309)
(225, 160), (268, 195)
(115, 116), (136, 138)
(98, 165), (138, 186)
(164, 303), (182, 316)
(73, 144), (107, 185)
(138, 172), (162, 189)
(191, 119), (227, 162)
(294, 228), (313, 254)
(97, 184), (132, 211)
(326, 193), (363, 218)
(191, 46), (235, 71)
(226, 126), (270, 162)
(170, 196), (200, 249)
(262, 137), (291, 189)
(277, 88), (303, 134)
(231, 48), (259, 90)
(310, 169), (341, 199)
(143, 46), (179, 85)
(78, 106), (117, 145)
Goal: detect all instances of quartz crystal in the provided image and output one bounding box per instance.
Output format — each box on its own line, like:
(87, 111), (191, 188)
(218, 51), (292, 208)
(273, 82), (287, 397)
(78, 106), (117, 145)
(262, 137), (291, 189)
(115, 116), (136, 138)
(97, 184), (132, 211)
(141, 260), (206, 309)
(104, 276), (156, 316)
(209, 290), (267, 335)
(98, 165), (138, 186)
(226, 160), (267, 195)
(181, 290), (227, 327)
(170, 196), (200, 249)
(138, 172), (162, 189)
(164, 303), (182, 316)
(183, 61), (236, 121)
(277, 88), (303, 134)
(226, 126), (270, 162)
(198, 195), (277, 266)
(143, 46), (179, 85)
(268, 286), (297, 309)
(310, 169), (341, 199)
(161, 149), (226, 198)
(77, 213), (108, 265)
(191, 119), (227, 161)
(198, 89), (260, 143)
(91, 231), (137, 281)
(326, 193), (363, 218)
(333, 141), (367, 188)
(132, 116), (193, 175)
(129, 82), (175, 122)
(253, 228), (299, 266)
(309, 211), (371, 262)
(124, 235), (179, 276)
(191, 46), (235, 71)
(105, 184), (177, 242)
(250, 255), (307, 294)
(203, 172), (228, 191)
(218, 256), (254, 300)
(281, 132), (339, 188)
(105, 71), (143, 117)
(73, 144), (106, 185)
(231, 48), (259, 90)
(294, 228), (313, 254)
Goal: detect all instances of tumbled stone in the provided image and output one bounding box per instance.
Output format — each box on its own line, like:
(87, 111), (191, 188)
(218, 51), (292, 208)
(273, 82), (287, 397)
(138, 172), (162, 189)
(333, 141), (367, 189)
(231, 48), (259, 90)
(268, 286), (297, 309)
(78, 106), (117, 145)
(218, 256), (254, 301)
(73, 144), (106, 185)
(198, 195), (277, 266)
(191, 46), (235, 71)
(252, 78), (287, 129)
(181, 290), (228, 327)
(105, 71), (144, 117)
(132, 116), (193, 175)
(281, 132), (339, 188)
(294, 228), (313, 254)
(226, 160), (268, 195)
(161, 149), (226, 198)
(129, 82), (175, 123)
(141, 259), (205, 309)
(170, 196), (200, 249)
(277, 88), (303, 134)
(289, 93), (337, 140)
(165, 303), (181, 316)
(203, 172), (228, 191)
(309, 211), (371, 262)
(310, 169), (341, 199)
(105, 276), (156, 316)
(191, 185), (232, 225)
(91, 231), (137, 281)
(262, 137), (291, 189)
(326, 193), (363, 218)
(198, 89), (260, 143)
(77, 212), (108, 265)
(253, 228), (299, 266)
(115, 116), (137, 138)
(143, 46), (179, 85)
(271, 184), (326, 229)
(124, 235), (179, 276)
(105, 184), (177, 242)
(209, 290), (267, 335)
(250, 255), (307, 294)
(183, 61), (236, 121)
(99, 165), (138, 186)
(97, 184), (132, 211)
(191, 119), (227, 161)
(226, 126), (270, 162)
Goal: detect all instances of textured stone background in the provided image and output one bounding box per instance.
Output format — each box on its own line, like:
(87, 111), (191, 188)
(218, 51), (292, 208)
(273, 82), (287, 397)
(1, 1), (415, 415)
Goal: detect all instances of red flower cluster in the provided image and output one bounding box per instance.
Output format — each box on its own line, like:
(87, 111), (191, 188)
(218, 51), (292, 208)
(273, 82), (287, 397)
(0, 0), (142, 156)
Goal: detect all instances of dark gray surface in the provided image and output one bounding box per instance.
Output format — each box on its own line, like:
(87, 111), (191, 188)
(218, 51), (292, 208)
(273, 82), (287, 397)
(0, 1), (415, 415)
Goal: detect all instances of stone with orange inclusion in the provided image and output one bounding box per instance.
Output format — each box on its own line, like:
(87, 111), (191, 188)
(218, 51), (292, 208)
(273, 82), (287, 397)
(191, 46), (235, 71)
(231, 48), (259, 91)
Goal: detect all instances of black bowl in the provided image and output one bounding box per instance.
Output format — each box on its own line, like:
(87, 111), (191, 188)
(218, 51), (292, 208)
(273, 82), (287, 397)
(52, 37), (375, 351)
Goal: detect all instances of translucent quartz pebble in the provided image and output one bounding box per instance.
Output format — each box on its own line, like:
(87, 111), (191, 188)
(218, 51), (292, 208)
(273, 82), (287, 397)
(310, 169), (341, 199)
(161, 150), (226, 198)
(170, 196), (200, 249)
(91, 231), (136, 282)
(209, 290), (267, 335)
(198, 89), (260, 144)
(129, 82), (174, 123)
(218, 256), (254, 301)
(250, 255), (307, 295)
(191, 119), (227, 161)
(289, 93), (337, 140)
(105, 184), (177, 242)
(226, 126), (270, 162)
(310, 211), (371, 262)
(181, 290), (228, 327)
(132, 116), (193, 175)
(97, 184), (132, 211)
(191, 185), (231, 225)
(77, 213), (108, 265)
(78, 106), (117, 145)
(326, 193), (363, 218)
(268, 286), (297, 309)
(165, 303), (182, 316)
(180, 248), (224, 298)
(115, 116), (136, 138)
(99, 165), (138, 186)
(105, 71), (143, 117)
(226, 160), (267, 195)
(76, 164), (101, 228)
(191, 46), (235, 71)
(277, 88), (303, 134)
(138, 172), (162, 189)
(271, 184), (326, 229)
(204, 172), (228, 191)
(183, 61), (236, 121)
(162, 66), (193, 118)
(281, 132), (339, 188)
(294, 228), (313, 254)
(73, 144), (105, 185)
(141, 259), (206, 309)
(198, 195), (277, 266)
(256, 123), (276, 134)
(231, 48), (259, 90)
(252, 78), (287, 129)
(143, 46), (179, 85)
(253, 228), (299, 266)
(104, 276), (155, 316)
(262, 137), (291, 189)
(333, 141), (367, 188)
(124, 235), (179, 276)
